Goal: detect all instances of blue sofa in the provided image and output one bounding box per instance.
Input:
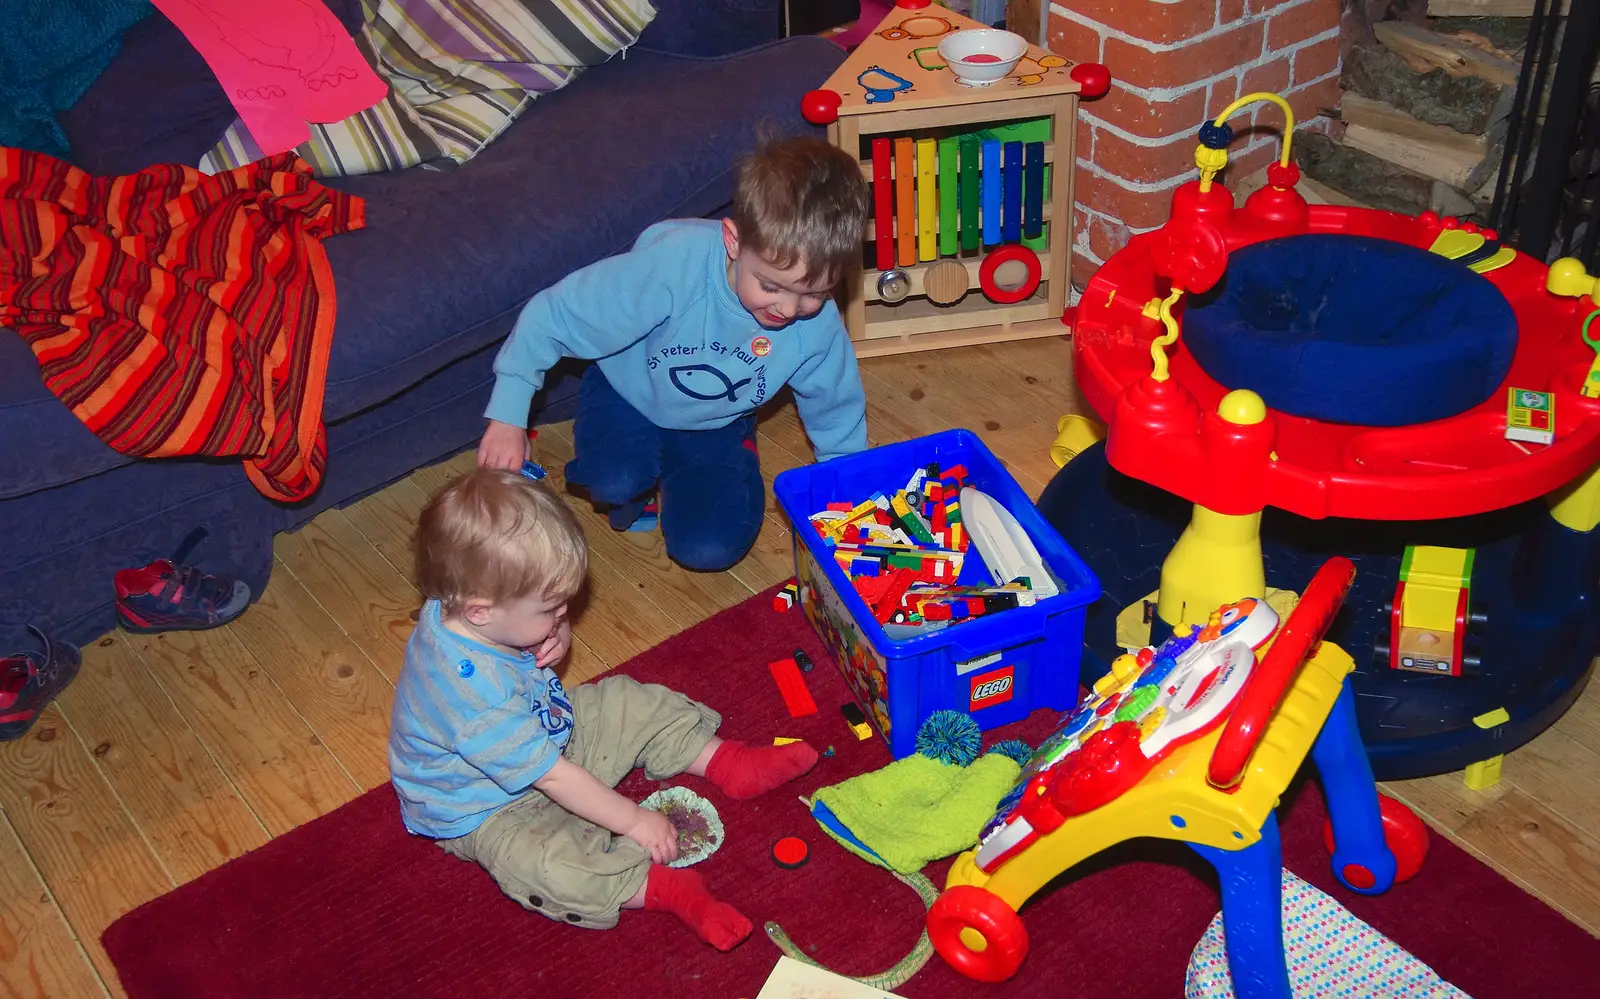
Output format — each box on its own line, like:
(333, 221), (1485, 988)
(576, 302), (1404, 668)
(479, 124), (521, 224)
(0, 0), (844, 648)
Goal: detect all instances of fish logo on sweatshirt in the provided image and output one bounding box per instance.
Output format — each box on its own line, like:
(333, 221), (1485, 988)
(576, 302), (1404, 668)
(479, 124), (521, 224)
(669, 364), (751, 402)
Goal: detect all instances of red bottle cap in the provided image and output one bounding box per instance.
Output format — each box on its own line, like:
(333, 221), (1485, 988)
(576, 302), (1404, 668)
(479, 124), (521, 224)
(772, 836), (810, 868)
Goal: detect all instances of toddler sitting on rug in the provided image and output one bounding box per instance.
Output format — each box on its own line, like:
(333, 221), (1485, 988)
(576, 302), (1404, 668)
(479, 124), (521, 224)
(388, 467), (818, 950)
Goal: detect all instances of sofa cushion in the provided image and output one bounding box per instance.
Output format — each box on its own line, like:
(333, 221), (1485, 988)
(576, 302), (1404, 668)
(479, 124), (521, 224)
(0, 332), (125, 498)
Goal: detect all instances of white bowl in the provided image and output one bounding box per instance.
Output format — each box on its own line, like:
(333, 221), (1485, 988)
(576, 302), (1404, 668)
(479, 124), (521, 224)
(938, 29), (1027, 87)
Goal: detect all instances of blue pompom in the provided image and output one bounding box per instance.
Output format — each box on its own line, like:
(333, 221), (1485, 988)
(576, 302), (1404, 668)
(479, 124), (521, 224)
(916, 711), (982, 767)
(987, 739), (1034, 766)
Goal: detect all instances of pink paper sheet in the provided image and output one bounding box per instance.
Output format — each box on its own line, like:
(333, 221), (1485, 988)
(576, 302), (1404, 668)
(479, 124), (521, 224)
(152, 0), (388, 157)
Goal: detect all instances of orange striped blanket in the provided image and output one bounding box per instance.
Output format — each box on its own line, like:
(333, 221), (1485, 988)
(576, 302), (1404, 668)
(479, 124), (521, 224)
(0, 150), (363, 502)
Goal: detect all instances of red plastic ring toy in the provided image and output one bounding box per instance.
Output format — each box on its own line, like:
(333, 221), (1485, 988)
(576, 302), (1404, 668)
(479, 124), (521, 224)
(979, 245), (1042, 304)
(1207, 557), (1357, 790)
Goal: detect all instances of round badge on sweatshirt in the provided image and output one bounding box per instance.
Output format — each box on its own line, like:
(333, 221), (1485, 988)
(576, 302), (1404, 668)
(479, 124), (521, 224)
(750, 335), (772, 357)
(457, 659), (475, 678)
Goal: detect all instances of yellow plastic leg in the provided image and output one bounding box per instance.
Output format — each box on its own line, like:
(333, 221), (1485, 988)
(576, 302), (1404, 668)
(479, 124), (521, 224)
(1049, 415), (1106, 469)
(1157, 504), (1266, 629)
(1548, 460), (1600, 533)
(1464, 756), (1503, 791)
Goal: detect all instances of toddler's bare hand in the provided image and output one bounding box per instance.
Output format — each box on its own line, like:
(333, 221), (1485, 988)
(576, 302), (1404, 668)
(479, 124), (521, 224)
(478, 420), (530, 470)
(535, 618), (571, 669)
(625, 806), (680, 865)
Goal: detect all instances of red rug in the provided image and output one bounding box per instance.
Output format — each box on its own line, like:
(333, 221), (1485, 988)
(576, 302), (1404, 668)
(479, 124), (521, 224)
(104, 590), (1599, 998)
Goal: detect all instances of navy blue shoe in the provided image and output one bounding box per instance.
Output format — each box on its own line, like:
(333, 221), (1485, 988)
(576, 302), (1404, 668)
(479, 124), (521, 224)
(607, 493), (659, 533)
(0, 626), (82, 741)
(114, 528), (251, 633)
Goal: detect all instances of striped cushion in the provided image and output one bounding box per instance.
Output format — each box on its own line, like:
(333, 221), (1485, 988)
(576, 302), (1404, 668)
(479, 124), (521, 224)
(201, 0), (657, 177)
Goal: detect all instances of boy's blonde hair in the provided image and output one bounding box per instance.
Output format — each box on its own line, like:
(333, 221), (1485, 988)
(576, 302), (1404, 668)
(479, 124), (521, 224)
(731, 135), (871, 288)
(415, 468), (588, 612)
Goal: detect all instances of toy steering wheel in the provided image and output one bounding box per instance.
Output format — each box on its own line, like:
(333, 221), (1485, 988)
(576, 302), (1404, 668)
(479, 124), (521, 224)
(1208, 557), (1356, 790)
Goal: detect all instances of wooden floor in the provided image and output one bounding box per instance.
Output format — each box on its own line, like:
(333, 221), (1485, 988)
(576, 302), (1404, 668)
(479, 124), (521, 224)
(2, 339), (1598, 997)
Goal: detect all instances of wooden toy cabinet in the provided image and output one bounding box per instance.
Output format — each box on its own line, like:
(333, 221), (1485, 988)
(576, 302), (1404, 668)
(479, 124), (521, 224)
(808, 2), (1096, 357)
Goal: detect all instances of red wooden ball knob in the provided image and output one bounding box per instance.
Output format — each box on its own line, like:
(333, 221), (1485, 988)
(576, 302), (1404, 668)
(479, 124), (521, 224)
(1070, 63), (1111, 99)
(801, 89), (842, 126)
(1266, 161), (1300, 189)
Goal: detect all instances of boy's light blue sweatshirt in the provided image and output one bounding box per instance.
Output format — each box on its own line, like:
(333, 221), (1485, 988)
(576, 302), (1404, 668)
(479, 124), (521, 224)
(485, 220), (868, 462)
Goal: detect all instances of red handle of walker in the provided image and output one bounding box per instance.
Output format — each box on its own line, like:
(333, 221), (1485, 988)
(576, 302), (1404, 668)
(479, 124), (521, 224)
(1207, 557), (1357, 791)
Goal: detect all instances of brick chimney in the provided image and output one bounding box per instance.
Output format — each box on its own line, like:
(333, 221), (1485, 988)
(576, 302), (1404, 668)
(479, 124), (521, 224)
(1048, 0), (1345, 289)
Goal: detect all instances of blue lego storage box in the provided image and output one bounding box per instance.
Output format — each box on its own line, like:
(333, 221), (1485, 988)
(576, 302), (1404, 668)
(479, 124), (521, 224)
(774, 429), (1101, 758)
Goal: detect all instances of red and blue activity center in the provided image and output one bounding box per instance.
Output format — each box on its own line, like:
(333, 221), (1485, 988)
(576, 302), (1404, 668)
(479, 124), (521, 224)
(1045, 93), (1600, 780)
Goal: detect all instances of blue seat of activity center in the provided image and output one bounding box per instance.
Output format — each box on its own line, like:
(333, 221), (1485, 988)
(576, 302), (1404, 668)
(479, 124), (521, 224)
(1183, 234), (1517, 427)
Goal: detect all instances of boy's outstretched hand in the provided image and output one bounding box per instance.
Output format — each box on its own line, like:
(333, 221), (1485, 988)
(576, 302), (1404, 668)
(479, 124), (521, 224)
(625, 805), (680, 864)
(478, 419), (530, 470)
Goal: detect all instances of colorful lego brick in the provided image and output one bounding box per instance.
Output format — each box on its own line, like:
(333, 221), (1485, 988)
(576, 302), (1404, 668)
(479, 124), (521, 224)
(853, 572), (893, 606)
(841, 702), (874, 740)
(770, 658), (818, 717)
(874, 570), (916, 622)
(850, 556), (882, 577)
(844, 499), (881, 524)
(772, 579), (800, 612)
(984, 592), (1019, 613)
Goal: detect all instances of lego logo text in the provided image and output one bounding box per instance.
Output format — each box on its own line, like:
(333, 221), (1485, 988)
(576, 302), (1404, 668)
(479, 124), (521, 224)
(969, 667), (1016, 709)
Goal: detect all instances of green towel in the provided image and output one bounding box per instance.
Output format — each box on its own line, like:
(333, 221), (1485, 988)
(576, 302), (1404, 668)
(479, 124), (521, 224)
(811, 752), (1020, 875)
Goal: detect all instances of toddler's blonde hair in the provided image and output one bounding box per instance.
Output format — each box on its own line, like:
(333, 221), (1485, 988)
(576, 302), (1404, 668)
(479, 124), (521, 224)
(415, 468), (587, 612)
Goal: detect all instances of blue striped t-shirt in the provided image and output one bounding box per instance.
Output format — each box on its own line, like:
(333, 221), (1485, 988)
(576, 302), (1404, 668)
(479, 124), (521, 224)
(389, 600), (575, 838)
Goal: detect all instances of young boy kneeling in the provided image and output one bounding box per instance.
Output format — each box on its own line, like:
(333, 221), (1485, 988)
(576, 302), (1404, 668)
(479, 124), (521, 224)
(477, 136), (873, 572)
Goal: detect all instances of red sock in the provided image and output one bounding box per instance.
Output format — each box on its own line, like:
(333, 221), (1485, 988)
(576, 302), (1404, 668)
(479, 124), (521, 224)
(704, 739), (818, 800)
(643, 865), (752, 951)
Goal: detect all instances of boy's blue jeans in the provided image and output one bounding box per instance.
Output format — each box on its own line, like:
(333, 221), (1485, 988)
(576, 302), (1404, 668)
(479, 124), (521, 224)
(565, 365), (764, 572)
